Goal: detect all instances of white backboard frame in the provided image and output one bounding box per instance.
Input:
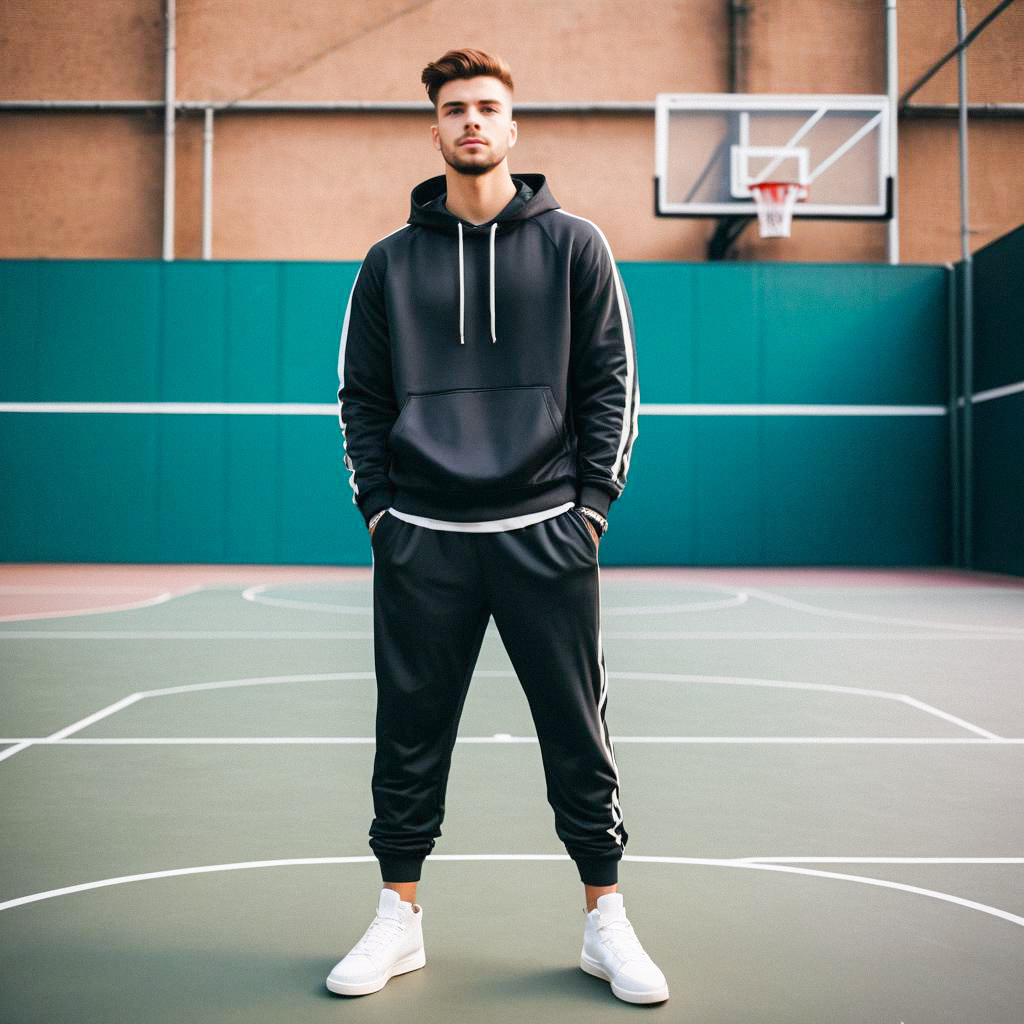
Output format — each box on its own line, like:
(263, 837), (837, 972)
(655, 93), (893, 220)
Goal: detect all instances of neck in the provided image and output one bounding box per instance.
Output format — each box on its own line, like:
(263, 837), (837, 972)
(443, 164), (518, 225)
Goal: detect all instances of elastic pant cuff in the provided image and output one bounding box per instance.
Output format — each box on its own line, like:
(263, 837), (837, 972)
(376, 855), (425, 883)
(574, 855), (620, 887)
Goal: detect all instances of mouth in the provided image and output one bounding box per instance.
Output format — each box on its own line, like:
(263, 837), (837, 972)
(460, 139), (485, 147)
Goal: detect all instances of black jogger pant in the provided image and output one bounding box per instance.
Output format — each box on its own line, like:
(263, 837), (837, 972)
(367, 504), (628, 887)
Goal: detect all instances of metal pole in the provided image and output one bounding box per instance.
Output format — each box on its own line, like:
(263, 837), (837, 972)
(4, 98), (1024, 117)
(162, 0), (176, 261)
(885, 0), (900, 264)
(899, 0), (1017, 107)
(947, 262), (961, 566)
(902, 102), (1024, 118)
(202, 108), (214, 260)
(957, 0), (973, 568)
(728, 1), (750, 93)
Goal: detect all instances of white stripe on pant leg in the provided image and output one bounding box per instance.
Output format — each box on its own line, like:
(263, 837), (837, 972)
(600, 653), (625, 844)
(595, 567), (626, 847)
(598, 612), (626, 845)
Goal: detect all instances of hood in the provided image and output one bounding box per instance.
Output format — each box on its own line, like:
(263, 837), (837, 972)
(406, 173), (561, 345)
(408, 172), (560, 234)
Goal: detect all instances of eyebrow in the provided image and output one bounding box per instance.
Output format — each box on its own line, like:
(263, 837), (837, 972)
(440, 98), (504, 112)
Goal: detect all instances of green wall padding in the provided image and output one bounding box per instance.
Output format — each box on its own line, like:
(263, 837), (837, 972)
(970, 224), (1024, 577)
(1, 258), (953, 567)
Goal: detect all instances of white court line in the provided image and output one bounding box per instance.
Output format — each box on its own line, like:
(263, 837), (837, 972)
(1, 855), (1022, 930)
(2, 736), (1024, 746)
(742, 586), (1024, 636)
(960, 378), (1024, 405)
(732, 586), (1024, 594)
(0, 401), (950, 416)
(0, 585), (206, 624)
(639, 403), (948, 416)
(243, 583), (1024, 623)
(0, 673), (363, 766)
(0, 587), (178, 594)
(3, 629), (1024, 640)
(0, 630), (382, 639)
(608, 671), (1001, 739)
(242, 585), (371, 615)
(241, 583), (750, 617)
(0, 668), (1001, 766)
(0, 402), (333, 415)
(0, 693), (147, 764)
(737, 857), (1024, 864)
(603, 630), (1024, 640)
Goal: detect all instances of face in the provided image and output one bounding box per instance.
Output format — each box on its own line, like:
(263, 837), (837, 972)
(431, 76), (517, 177)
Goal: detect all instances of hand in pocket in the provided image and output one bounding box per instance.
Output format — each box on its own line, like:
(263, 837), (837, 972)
(571, 507), (601, 550)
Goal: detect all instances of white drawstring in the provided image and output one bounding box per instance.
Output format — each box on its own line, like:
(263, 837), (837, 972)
(457, 221), (465, 345)
(455, 221), (499, 345)
(489, 222), (497, 343)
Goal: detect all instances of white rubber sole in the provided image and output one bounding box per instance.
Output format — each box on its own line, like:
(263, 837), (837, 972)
(580, 951), (670, 1004)
(326, 946), (426, 997)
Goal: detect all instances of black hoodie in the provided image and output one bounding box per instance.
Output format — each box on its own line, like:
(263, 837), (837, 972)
(337, 172), (639, 531)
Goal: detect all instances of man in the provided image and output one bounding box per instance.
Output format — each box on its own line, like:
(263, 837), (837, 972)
(327, 48), (666, 1005)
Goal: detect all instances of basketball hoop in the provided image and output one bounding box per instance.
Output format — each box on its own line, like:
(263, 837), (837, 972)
(748, 180), (809, 238)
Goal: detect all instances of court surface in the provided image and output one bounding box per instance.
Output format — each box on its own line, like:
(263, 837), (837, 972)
(1, 563), (1022, 1023)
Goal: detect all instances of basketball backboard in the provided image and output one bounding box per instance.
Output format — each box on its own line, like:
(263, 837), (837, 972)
(655, 93), (894, 221)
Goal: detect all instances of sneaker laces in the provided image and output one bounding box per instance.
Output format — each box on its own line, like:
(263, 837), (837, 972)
(597, 919), (650, 966)
(350, 914), (405, 957)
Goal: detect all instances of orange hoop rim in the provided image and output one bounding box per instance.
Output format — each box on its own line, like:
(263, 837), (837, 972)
(748, 180), (809, 201)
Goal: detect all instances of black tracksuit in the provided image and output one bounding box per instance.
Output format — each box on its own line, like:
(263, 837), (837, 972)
(337, 172), (639, 886)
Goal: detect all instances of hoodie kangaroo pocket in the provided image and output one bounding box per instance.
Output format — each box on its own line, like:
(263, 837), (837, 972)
(389, 385), (570, 493)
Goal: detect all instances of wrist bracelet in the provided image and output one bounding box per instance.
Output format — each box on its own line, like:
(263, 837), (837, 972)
(576, 505), (608, 536)
(368, 509), (387, 532)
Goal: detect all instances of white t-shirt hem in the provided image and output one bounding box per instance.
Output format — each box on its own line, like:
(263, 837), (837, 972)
(387, 501), (574, 533)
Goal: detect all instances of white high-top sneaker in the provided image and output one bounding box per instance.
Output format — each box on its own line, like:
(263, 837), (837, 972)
(580, 891), (670, 1004)
(326, 887), (426, 996)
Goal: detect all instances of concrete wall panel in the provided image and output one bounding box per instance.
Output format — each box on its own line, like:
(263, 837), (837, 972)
(1, 0), (1021, 263)
(0, 113), (162, 258)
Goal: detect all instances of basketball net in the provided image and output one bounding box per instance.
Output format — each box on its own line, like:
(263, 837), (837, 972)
(749, 181), (808, 238)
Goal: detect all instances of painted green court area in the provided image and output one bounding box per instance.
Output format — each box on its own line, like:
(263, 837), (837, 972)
(2, 574), (1023, 1022)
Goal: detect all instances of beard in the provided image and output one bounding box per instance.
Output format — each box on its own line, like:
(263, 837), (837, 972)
(440, 138), (507, 177)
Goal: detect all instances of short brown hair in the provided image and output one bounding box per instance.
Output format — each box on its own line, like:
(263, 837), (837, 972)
(421, 49), (514, 111)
